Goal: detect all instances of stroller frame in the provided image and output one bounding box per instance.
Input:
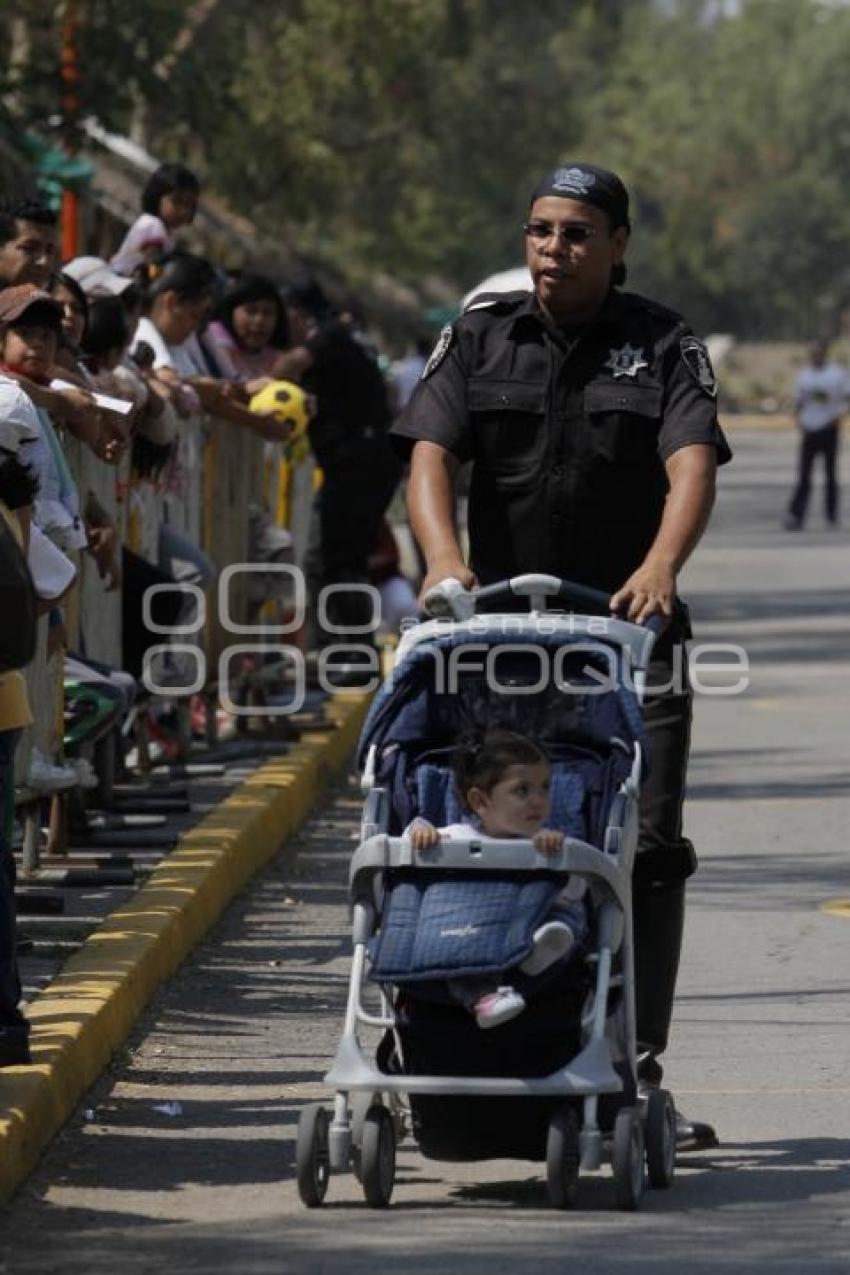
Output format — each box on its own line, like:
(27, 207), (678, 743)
(297, 575), (677, 1211)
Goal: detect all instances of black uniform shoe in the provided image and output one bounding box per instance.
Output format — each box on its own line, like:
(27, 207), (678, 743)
(637, 1052), (719, 1152)
(675, 1111), (719, 1151)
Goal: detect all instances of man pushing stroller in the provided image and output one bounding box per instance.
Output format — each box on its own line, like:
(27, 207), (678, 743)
(394, 161), (731, 1149)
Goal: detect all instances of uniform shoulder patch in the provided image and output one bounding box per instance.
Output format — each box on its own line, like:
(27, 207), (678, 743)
(463, 289), (532, 315)
(421, 323), (454, 379)
(679, 336), (717, 398)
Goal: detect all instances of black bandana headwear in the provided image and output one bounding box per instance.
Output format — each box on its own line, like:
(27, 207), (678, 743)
(529, 163), (631, 231)
(530, 163), (630, 285)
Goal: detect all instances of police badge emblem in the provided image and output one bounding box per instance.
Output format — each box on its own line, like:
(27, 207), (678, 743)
(680, 336), (717, 397)
(603, 343), (648, 378)
(552, 166), (596, 197)
(421, 324), (454, 379)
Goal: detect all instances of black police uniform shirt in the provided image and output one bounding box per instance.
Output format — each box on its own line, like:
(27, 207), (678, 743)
(303, 320), (392, 468)
(392, 288), (732, 593)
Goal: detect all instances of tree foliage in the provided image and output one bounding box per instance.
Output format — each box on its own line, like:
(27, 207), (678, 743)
(4, 0), (850, 336)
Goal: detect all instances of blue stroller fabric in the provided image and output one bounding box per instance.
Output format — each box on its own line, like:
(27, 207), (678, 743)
(369, 764), (589, 983)
(357, 631), (646, 775)
(360, 628), (642, 985)
(415, 764), (467, 827)
(369, 872), (561, 983)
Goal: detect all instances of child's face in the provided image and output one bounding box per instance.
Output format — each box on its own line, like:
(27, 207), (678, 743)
(2, 321), (58, 379)
(468, 761), (552, 838)
(232, 298), (278, 352)
(159, 188), (197, 230)
(53, 284), (86, 351)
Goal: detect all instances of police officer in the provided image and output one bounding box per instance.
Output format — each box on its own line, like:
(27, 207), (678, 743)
(392, 163), (731, 1149)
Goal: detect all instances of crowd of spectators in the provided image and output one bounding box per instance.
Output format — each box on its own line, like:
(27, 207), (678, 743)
(0, 163), (427, 1066)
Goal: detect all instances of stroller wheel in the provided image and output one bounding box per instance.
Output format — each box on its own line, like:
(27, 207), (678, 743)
(360, 1105), (396, 1208)
(645, 1087), (676, 1188)
(296, 1103), (331, 1207)
(546, 1104), (581, 1209)
(612, 1107), (645, 1211)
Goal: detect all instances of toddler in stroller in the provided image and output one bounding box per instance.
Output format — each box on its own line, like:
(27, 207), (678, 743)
(405, 727), (588, 1028)
(297, 574), (679, 1212)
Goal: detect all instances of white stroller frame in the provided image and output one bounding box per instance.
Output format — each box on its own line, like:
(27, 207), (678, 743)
(297, 575), (677, 1211)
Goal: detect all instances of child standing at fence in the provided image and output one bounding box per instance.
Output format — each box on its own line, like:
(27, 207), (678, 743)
(207, 273), (289, 388)
(406, 729), (588, 1029)
(111, 163), (200, 278)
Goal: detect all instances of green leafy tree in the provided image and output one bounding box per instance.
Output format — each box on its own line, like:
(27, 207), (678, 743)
(5, 0), (850, 336)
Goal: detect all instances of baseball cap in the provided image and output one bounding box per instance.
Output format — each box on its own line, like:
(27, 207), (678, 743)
(0, 285), (63, 327)
(63, 256), (134, 297)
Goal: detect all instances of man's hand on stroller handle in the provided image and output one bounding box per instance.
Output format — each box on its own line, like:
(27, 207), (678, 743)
(421, 571), (669, 631)
(420, 568), (477, 617)
(609, 558), (676, 625)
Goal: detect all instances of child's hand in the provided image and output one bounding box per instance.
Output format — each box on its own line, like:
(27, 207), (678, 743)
(532, 828), (564, 855)
(407, 818), (440, 850)
(256, 412), (294, 443)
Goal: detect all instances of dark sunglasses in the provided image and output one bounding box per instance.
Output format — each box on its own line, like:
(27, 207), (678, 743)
(523, 220), (597, 245)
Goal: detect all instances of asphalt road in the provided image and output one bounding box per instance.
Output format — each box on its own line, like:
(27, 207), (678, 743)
(2, 427), (849, 1273)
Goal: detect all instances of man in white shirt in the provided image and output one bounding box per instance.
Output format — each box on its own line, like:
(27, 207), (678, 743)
(785, 339), (847, 529)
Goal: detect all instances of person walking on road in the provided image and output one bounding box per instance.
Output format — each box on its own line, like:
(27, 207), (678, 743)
(392, 161), (732, 1150)
(784, 338), (846, 530)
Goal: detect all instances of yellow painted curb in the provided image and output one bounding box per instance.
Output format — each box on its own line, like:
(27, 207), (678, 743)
(820, 899), (850, 919)
(0, 691), (371, 1203)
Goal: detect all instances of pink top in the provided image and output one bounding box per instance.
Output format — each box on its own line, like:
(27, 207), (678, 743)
(205, 320), (281, 382)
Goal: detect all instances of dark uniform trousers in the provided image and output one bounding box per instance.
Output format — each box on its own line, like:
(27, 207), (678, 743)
(634, 609), (695, 1057)
(393, 288), (731, 1062)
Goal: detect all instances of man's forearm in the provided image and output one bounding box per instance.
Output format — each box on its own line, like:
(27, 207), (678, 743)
(645, 445), (717, 575)
(408, 441), (464, 569)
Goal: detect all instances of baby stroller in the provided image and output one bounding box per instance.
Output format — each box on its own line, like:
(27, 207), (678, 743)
(296, 574), (677, 1211)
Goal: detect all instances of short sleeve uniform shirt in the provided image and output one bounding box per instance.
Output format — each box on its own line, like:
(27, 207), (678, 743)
(392, 289), (731, 592)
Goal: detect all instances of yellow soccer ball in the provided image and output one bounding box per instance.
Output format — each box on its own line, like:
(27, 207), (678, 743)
(249, 380), (310, 440)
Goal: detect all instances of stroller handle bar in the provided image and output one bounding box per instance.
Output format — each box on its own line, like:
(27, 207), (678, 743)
(416, 574), (663, 681)
(422, 573), (667, 638)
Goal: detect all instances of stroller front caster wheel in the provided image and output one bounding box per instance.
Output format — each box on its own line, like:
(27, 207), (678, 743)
(612, 1107), (645, 1211)
(645, 1087), (676, 1188)
(360, 1105), (396, 1207)
(296, 1103), (330, 1207)
(545, 1104), (580, 1209)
